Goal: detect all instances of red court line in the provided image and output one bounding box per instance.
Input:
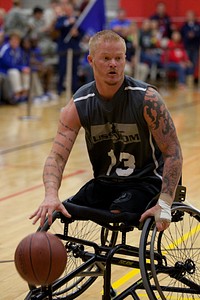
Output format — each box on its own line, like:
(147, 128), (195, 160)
(0, 170), (85, 202)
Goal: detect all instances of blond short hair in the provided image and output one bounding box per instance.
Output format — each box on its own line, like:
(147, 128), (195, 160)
(89, 30), (126, 56)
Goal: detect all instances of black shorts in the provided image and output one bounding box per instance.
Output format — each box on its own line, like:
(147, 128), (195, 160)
(68, 178), (161, 214)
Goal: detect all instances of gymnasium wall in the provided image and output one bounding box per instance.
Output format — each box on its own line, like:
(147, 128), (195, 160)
(119, 0), (200, 25)
(0, 0), (49, 11)
(0, 0), (12, 11)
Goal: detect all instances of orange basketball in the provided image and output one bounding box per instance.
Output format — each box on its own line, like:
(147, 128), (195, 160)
(14, 232), (67, 286)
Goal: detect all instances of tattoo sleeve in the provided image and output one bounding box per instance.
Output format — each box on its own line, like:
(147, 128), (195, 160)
(144, 87), (183, 201)
(43, 116), (79, 196)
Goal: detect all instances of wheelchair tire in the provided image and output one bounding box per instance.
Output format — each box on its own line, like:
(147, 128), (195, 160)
(27, 211), (118, 299)
(139, 203), (200, 300)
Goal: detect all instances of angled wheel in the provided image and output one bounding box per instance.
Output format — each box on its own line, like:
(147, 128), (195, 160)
(140, 204), (200, 300)
(27, 211), (118, 300)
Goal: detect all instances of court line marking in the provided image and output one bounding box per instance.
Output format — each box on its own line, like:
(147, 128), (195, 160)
(0, 138), (54, 155)
(0, 170), (85, 202)
(110, 223), (200, 296)
(112, 268), (140, 289)
(165, 223), (200, 251)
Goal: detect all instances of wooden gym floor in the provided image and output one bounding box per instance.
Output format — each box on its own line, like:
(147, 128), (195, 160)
(0, 84), (200, 299)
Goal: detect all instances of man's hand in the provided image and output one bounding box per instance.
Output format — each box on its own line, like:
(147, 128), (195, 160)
(139, 202), (171, 232)
(29, 197), (71, 227)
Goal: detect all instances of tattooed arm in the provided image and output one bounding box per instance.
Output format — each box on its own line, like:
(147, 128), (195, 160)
(140, 87), (183, 231)
(30, 99), (81, 226)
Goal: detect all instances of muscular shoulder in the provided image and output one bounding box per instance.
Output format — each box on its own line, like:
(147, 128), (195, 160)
(124, 75), (155, 91)
(143, 86), (174, 133)
(73, 81), (96, 102)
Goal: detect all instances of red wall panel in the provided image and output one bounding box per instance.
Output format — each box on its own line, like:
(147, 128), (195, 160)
(120, 0), (200, 23)
(0, 0), (12, 11)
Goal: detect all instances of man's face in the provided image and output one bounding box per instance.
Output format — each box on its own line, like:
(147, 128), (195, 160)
(88, 40), (126, 87)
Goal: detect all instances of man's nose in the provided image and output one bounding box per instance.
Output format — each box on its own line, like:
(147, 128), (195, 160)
(109, 59), (117, 66)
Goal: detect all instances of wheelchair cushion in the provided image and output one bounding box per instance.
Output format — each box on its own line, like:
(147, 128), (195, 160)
(62, 201), (141, 226)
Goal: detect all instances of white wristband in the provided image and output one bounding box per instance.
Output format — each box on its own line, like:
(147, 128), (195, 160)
(157, 199), (171, 222)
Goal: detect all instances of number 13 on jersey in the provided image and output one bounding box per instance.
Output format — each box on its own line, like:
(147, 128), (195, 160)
(106, 149), (136, 177)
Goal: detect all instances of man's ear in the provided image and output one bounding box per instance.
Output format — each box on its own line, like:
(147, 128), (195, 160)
(87, 54), (93, 66)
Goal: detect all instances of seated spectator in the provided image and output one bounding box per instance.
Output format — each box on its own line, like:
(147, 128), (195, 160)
(150, 2), (172, 39)
(0, 30), (13, 104)
(78, 31), (94, 84)
(0, 29), (5, 49)
(21, 36), (55, 102)
(4, 0), (29, 38)
(123, 21), (150, 81)
(180, 10), (200, 76)
(109, 8), (131, 37)
(0, 31), (30, 103)
(139, 19), (162, 71)
(28, 6), (57, 59)
(161, 30), (193, 89)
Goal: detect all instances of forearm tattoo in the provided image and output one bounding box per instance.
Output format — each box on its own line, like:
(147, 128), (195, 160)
(59, 120), (78, 135)
(144, 88), (183, 198)
(43, 119), (78, 192)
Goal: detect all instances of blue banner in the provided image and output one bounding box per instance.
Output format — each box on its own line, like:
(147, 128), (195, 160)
(76, 0), (106, 35)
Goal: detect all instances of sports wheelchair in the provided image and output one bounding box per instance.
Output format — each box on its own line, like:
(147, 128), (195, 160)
(25, 184), (200, 300)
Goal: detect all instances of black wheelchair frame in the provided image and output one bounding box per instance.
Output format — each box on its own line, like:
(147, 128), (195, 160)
(25, 185), (200, 300)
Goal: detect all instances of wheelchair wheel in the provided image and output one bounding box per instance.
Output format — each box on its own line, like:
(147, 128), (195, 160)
(140, 204), (200, 300)
(28, 211), (118, 300)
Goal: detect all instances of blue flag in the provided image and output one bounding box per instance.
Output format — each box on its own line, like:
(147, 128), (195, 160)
(77, 0), (106, 35)
(64, 0), (106, 42)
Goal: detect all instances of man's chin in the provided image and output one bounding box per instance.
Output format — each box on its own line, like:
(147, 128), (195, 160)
(105, 78), (121, 86)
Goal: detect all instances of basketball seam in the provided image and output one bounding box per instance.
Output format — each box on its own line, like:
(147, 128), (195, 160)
(45, 233), (52, 285)
(29, 234), (40, 285)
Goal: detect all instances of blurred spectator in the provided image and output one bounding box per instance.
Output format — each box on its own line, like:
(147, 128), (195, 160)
(43, 0), (59, 31)
(139, 19), (162, 69)
(54, 0), (84, 95)
(28, 6), (57, 58)
(0, 31), (30, 103)
(21, 36), (55, 102)
(150, 2), (172, 39)
(0, 30), (13, 104)
(0, 8), (6, 31)
(125, 21), (150, 81)
(0, 30), (5, 49)
(78, 32), (94, 84)
(79, 0), (89, 13)
(180, 10), (200, 75)
(109, 8), (131, 37)
(161, 30), (193, 89)
(4, 0), (29, 38)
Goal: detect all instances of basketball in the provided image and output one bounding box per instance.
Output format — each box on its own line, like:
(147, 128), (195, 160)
(14, 232), (67, 286)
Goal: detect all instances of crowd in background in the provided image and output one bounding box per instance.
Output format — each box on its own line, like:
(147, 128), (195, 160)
(0, 0), (200, 105)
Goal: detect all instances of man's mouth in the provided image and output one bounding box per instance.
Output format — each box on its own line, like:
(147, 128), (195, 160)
(108, 71), (117, 75)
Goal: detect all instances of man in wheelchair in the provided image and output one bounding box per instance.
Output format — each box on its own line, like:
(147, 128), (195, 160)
(30, 29), (183, 232)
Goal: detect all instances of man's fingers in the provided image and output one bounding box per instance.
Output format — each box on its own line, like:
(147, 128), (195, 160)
(29, 209), (40, 220)
(156, 220), (170, 232)
(60, 204), (72, 218)
(139, 208), (153, 222)
(29, 203), (72, 227)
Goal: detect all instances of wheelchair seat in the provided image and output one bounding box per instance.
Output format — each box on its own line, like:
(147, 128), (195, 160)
(61, 201), (141, 227)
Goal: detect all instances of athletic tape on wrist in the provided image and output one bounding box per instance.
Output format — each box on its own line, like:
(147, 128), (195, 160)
(157, 199), (171, 222)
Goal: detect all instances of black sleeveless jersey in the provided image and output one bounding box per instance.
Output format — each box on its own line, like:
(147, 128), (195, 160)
(73, 76), (163, 185)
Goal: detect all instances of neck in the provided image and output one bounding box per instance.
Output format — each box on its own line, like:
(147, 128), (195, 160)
(95, 77), (124, 101)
